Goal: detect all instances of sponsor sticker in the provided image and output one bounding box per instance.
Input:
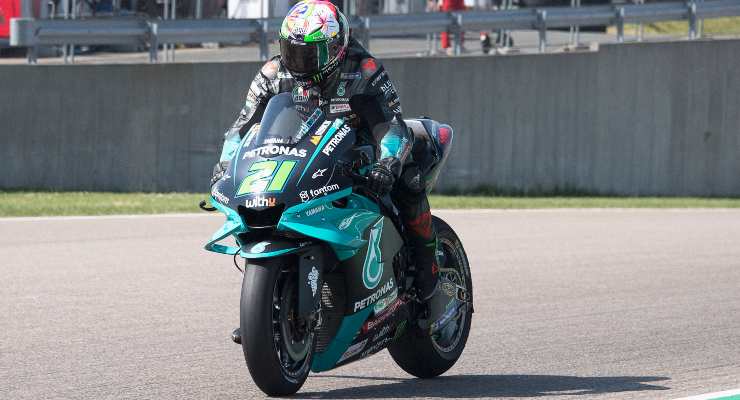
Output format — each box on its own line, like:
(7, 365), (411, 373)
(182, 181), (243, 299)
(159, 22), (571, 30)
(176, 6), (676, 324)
(310, 120), (331, 145)
(262, 137), (286, 144)
(293, 86), (309, 103)
(354, 279), (394, 312)
(338, 213), (360, 230)
(360, 336), (391, 358)
(362, 218), (385, 289)
(310, 184), (340, 198)
(371, 69), (388, 86)
(373, 289), (398, 314)
(298, 184), (340, 203)
(372, 325), (393, 342)
(211, 186), (229, 205)
(321, 125), (351, 157)
(380, 81), (395, 95)
(307, 266), (319, 297)
(330, 103), (352, 114)
(242, 145), (307, 159)
(337, 338), (367, 363)
(305, 204), (325, 217)
(341, 72), (362, 80)
(245, 196), (276, 208)
(312, 168), (327, 179)
(430, 300), (461, 333)
(364, 297), (403, 333)
(337, 81), (347, 97)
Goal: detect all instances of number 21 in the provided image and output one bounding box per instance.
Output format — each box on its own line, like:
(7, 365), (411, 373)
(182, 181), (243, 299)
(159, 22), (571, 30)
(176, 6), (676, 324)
(237, 160), (297, 196)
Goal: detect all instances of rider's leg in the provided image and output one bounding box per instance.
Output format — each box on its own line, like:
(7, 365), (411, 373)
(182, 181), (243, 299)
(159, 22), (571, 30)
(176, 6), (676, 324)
(394, 164), (462, 334)
(393, 165), (439, 301)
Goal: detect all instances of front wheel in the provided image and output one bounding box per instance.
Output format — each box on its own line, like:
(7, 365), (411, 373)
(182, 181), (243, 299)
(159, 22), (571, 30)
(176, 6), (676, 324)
(388, 216), (473, 378)
(240, 258), (314, 396)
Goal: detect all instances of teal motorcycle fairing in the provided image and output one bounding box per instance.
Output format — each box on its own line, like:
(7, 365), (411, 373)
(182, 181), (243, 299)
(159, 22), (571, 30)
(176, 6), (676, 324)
(204, 93), (413, 374)
(205, 189), (405, 372)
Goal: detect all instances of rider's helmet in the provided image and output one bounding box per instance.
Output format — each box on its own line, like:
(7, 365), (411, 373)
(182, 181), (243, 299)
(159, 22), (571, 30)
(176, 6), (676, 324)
(279, 1), (350, 84)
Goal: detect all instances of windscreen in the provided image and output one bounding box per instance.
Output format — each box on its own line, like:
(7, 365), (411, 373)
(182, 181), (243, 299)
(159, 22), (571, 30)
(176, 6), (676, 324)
(250, 93), (322, 146)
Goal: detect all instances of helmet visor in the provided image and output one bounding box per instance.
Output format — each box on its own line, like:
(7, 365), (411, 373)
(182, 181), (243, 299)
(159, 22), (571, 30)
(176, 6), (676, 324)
(280, 38), (326, 77)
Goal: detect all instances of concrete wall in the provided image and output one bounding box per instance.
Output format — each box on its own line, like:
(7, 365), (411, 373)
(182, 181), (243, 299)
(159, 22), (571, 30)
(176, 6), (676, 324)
(1, 39), (739, 195)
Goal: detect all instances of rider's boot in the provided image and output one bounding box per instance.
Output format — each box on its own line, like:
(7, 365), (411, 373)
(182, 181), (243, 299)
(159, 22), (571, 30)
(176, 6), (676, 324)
(412, 232), (460, 335)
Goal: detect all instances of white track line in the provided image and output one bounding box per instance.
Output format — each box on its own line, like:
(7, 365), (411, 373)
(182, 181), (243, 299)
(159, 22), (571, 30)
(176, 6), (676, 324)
(674, 389), (740, 400)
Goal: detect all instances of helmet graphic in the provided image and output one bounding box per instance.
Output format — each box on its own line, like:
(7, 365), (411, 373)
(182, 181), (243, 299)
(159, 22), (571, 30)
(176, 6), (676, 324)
(279, 1), (349, 82)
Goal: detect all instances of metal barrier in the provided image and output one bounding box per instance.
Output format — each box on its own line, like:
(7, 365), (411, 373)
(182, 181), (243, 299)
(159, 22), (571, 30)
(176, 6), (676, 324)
(9, 0), (740, 64)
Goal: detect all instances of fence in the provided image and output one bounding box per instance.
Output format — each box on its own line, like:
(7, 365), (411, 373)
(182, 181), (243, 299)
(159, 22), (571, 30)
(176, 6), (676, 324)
(9, 0), (740, 63)
(2, 38), (740, 196)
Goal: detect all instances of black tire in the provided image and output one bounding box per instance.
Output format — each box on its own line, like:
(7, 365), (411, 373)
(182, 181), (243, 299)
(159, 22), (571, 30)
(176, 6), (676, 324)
(388, 216), (473, 378)
(240, 258), (313, 396)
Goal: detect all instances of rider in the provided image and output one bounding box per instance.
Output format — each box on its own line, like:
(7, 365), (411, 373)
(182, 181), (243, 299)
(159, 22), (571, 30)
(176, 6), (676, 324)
(213, 0), (450, 340)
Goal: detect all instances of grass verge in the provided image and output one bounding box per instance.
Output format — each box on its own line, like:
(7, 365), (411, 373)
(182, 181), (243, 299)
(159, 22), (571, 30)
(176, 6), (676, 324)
(606, 17), (740, 37)
(1, 191), (739, 217)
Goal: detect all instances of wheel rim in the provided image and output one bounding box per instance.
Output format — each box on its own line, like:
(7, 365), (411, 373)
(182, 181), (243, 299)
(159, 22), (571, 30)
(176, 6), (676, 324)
(272, 268), (314, 382)
(431, 236), (470, 354)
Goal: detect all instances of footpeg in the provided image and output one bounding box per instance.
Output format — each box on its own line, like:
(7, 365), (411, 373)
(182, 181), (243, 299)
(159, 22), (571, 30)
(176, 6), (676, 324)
(231, 328), (241, 344)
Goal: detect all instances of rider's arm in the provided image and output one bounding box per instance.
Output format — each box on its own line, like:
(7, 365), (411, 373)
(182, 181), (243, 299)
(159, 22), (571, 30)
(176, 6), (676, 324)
(349, 57), (412, 178)
(218, 59), (280, 162)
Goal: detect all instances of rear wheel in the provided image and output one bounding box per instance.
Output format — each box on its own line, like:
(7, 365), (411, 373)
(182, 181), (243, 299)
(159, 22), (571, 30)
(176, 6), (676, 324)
(240, 258), (314, 396)
(388, 216), (473, 378)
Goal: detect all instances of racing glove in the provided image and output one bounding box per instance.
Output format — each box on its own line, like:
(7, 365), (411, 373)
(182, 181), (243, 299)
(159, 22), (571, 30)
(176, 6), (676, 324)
(367, 157), (401, 196)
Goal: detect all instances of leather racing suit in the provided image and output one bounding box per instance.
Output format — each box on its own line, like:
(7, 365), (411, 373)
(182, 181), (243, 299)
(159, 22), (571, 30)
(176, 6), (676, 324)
(220, 37), (439, 300)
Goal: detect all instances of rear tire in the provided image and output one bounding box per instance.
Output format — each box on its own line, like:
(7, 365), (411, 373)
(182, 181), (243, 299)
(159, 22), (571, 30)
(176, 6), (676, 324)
(388, 216), (473, 378)
(240, 258), (313, 396)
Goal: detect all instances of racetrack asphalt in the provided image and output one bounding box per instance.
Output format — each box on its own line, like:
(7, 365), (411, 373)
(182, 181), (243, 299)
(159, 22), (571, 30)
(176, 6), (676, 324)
(1, 209), (739, 399)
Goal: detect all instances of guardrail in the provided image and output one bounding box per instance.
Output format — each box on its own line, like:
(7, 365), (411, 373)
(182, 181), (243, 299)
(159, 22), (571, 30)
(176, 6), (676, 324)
(9, 0), (740, 64)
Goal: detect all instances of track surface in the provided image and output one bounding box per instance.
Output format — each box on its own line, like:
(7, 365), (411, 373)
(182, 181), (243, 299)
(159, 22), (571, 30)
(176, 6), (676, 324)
(2, 210), (739, 399)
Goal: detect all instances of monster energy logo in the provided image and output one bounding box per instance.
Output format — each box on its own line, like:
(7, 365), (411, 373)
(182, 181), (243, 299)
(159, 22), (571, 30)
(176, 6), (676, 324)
(362, 218), (384, 289)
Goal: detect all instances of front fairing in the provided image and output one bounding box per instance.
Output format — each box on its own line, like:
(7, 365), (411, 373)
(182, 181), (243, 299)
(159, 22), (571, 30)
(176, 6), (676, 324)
(206, 93), (382, 256)
(210, 94), (355, 219)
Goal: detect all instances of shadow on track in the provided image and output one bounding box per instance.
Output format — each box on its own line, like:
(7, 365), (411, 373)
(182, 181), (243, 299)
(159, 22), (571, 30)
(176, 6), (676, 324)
(296, 374), (670, 398)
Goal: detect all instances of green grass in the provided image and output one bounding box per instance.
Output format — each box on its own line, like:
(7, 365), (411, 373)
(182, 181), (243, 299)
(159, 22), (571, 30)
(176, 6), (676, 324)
(608, 17), (740, 37)
(0, 192), (207, 217)
(1, 191), (739, 217)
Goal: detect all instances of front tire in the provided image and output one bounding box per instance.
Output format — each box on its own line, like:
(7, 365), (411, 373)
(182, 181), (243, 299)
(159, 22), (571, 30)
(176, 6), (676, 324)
(240, 258), (313, 396)
(388, 216), (473, 378)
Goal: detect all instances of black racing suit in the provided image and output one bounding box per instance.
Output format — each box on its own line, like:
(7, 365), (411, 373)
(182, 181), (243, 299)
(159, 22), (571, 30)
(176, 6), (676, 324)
(221, 37), (439, 299)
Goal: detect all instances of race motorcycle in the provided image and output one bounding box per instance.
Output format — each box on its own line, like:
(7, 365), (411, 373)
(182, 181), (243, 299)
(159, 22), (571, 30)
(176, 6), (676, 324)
(203, 93), (473, 396)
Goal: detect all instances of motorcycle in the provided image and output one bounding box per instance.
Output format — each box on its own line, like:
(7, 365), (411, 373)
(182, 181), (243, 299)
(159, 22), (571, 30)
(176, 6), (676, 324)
(204, 93), (473, 396)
